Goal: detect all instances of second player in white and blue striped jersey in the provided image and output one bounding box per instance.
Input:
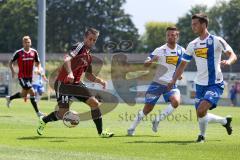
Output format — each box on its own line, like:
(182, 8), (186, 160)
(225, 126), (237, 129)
(128, 26), (185, 136)
(182, 34), (233, 85)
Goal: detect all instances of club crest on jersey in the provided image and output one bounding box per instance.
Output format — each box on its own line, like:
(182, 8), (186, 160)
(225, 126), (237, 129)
(207, 38), (213, 45)
(195, 48), (208, 59)
(166, 56), (179, 66)
(177, 49), (182, 54)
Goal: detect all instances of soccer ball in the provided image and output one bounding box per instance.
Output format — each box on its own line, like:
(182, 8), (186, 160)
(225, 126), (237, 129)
(63, 110), (80, 128)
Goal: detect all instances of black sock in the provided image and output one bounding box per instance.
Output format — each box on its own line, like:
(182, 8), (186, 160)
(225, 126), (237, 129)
(91, 108), (102, 134)
(10, 92), (21, 100)
(43, 112), (58, 123)
(30, 96), (39, 113)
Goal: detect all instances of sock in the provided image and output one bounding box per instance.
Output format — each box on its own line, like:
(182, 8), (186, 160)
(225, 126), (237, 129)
(10, 92), (21, 100)
(30, 96), (39, 113)
(36, 93), (41, 102)
(155, 104), (175, 122)
(91, 108), (102, 134)
(198, 116), (208, 137)
(129, 110), (145, 130)
(207, 113), (227, 125)
(43, 111), (59, 123)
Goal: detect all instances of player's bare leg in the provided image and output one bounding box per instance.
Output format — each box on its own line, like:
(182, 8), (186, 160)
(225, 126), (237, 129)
(127, 104), (154, 136)
(28, 88), (44, 117)
(6, 90), (25, 108)
(196, 100), (232, 143)
(152, 94), (180, 133)
(86, 96), (114, 138)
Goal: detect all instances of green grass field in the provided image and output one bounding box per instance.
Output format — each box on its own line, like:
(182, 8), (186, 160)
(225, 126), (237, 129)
(0, 98), (239, 160)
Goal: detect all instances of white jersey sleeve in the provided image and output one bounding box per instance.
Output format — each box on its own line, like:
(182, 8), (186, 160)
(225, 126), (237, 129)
(216, 36), (233, 53)
(149, 47), (162, 58)
(69, 42), (84, 58)
(182, 41), (195, 62)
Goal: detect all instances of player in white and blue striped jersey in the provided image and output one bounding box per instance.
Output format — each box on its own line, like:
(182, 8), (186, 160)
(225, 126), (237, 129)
(168, 13), (237, 143)
(127, 26), (185, 136)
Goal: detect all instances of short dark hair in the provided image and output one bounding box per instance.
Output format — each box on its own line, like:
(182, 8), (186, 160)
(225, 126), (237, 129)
(166, 26), (178, 32)
(192, 13), (209, 27)
(84, 28), (100, 37)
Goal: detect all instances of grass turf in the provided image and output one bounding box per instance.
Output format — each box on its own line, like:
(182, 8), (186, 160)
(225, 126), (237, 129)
(0, 98), (239, 160)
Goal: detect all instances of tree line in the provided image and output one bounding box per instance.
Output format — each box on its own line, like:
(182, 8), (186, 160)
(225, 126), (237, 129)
(0, 0), (239, 54)
(0, 0), (139, 53)
(141, 0), (240, 53)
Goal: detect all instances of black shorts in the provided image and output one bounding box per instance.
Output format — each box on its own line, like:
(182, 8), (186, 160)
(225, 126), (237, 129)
(19, 78), (32, 90)
(54, 81), (93, 108)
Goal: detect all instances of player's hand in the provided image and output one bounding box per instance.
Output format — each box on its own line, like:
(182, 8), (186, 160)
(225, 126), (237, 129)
(65, 72), (74, 83)
(100, 80), (107, 89)
(44, 78), (49, 83)
(167, 80), (175, 91)
(178, 76), (183, 80)
(220, 60), (231, 67)
(36, 70), (41, 75)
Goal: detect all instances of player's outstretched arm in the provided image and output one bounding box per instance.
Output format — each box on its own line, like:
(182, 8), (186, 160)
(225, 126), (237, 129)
(85, 65), (106, 89)
(9, 61), (16, 78)
(167, 61), (188, 90)
(221, 50), (237, 66)
(63, 55), (74, 83)
(144, 56), (158, 67)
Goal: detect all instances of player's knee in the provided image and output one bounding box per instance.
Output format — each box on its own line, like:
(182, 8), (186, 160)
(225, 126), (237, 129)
(29, 89), (36, 96)
(197, 101), (210, 117)
(197, 108), (206, 118)
(143, 105), (154, 115)
(56, 108), (69, 119)
(86, 97), (100, 108)
(171, 99), (180, 108)
(30, 92), (35, 96)
(21, 92), (27, 98)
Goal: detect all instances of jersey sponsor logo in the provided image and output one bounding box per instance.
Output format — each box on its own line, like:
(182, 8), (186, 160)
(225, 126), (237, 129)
(22, 58), (34, 61)
(166, 56), (179, 65)
(195, 48), (208, 59)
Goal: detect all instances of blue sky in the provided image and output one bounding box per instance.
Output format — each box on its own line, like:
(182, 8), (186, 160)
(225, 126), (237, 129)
(124, 0), (229, 34)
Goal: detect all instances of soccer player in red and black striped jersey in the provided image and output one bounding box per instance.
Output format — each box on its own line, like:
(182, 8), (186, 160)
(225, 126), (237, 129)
(37, 28), (114, 138)
(6, 36), (44, 117)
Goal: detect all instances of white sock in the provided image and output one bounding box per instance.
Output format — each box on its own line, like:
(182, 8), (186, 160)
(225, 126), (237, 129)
(198, 116), (208, 137)
(155, 104), (174, 122)
(129, 110), (145, 130)
(207, 113), (227, 125)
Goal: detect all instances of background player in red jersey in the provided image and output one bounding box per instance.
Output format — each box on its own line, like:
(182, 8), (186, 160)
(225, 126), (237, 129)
(6, 36), (44, 117)
(37, 28), (114, 138)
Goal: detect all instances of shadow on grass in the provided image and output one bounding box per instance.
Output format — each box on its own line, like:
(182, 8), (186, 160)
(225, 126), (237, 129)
(125, 139), (222, 145)
(17, 136), (98, 141)
(126, 140), (195, 145)
(114, 135), (162, 138)
(0, 115), (13, 118)
(48, 140), (67, 143)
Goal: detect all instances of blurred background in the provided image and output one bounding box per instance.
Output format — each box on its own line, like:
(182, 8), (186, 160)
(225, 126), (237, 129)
(0, 0), (239, 106)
